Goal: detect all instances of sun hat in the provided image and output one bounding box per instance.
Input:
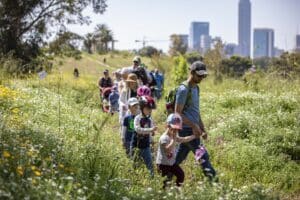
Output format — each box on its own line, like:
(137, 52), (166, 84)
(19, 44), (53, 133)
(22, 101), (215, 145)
(125, 73), (138, 83)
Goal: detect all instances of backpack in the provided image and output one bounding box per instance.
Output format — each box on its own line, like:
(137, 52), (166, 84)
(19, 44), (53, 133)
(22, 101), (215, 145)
(165, 81), (199, 114)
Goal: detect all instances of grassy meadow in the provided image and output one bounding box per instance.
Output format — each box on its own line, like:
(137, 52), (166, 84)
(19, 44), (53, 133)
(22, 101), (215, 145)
(0, 53), (299, 199)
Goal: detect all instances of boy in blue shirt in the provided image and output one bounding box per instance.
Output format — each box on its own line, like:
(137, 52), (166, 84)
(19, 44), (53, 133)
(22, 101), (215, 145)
(122, 98), (139, 156)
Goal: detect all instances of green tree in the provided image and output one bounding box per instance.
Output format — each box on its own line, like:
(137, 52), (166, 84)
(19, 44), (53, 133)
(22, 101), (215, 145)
(269, 52), (300, 78)
(185, 51), (203, 64)
(220, 56), (252, 77)
(47, 31), (83, 59)
(138, 46), (160, 57)
(169, 34), (187, 56)
(0, 0), (107, 72)
(93, 24), (113, 53)
(83, 33), (96, 54)
(204, 40), (225, 83)
(173, 55), (188, 85)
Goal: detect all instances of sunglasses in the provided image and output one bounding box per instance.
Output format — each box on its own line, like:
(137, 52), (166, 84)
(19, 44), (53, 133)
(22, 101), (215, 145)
(195, 73), (207, 78)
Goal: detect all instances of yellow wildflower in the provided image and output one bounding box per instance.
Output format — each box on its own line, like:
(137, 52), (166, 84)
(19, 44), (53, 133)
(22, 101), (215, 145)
(33, 170), (41, 176)
(3, 150), (11, 158)
(27, 150), (34, 157)
(16, 166), (24, 176)
(11, 108), (19, 114)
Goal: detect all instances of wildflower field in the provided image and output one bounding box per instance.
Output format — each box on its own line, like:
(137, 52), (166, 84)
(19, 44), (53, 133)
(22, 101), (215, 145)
(0, 54), (299, 199)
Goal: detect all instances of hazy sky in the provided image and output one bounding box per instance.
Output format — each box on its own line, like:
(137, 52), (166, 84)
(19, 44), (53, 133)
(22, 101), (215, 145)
(68, 0), (300, 53)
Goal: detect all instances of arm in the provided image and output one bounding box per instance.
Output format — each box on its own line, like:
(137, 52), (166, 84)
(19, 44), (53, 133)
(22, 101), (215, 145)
(134, 115), (155, 135)
(175, 86), (202, 137)
(163, 138), (175, 154)
(176, 134), (196, 143)
(119, 89), (128, 109)
(121, 126), (127, 143)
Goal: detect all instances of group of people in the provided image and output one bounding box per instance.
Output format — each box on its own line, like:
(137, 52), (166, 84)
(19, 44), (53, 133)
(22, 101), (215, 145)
(98, 57), (216, 189)
(98, 56), (164, 114)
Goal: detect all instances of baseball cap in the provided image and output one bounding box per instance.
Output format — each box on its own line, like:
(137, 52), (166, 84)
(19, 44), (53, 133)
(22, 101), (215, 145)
(128, 97), (139, 106)
(189, 61), (208, 76)
(167, 113), (182, 130)
(133, 56), (141, 63)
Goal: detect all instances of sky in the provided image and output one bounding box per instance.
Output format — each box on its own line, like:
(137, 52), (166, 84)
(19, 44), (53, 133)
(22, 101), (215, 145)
(68, 0), (300, 53)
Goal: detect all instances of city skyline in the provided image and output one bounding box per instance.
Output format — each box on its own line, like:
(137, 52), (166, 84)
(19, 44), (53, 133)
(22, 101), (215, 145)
(68, 0), (300, 53)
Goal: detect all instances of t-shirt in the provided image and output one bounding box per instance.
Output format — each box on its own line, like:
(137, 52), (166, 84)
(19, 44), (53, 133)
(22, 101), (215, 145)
(153, 73), (164, 89)
(175, 84), (200, 129)
(99, 77), (113, 88)
(109, 91), (119, 107)
(123, 114), (135, 142)
(132, 115), (152, 149)
(156, 133), (176, 166)
(130, 89), (137, 98)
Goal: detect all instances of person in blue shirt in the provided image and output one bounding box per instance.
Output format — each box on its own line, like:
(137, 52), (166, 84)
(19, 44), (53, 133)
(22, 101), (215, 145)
(152, 68), (164, 100)
(122, 97), (140, 156)
(174, 61), (216, 180)
(108, 86), (119, 115)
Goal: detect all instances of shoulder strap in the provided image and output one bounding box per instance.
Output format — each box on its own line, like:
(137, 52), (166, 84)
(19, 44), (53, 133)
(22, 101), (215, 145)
(179, 81), (199, 108)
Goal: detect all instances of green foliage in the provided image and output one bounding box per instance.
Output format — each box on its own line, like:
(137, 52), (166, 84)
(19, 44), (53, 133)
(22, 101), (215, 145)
(169, 34), (187, 56)
(138, 46), (160, 57)
(185, 51), (203, 64)
(47, 31), (83, 59)
(220, 56), (252, 77)
(1, 54), (300, 199)
(173, 55), (188, 85)
(268, 52), (300, 78)
(204, 40), (225, 84)
(0, 0), (107, 73)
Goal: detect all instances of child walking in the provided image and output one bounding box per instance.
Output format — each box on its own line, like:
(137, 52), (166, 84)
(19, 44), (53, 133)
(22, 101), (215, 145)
(156, 113), (195, 189)
(122, 98), (140, 156)
(132, 95), (157, 177)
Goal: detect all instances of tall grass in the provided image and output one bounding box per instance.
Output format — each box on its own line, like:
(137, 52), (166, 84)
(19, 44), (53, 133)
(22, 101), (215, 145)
(1, 54), (299, 199)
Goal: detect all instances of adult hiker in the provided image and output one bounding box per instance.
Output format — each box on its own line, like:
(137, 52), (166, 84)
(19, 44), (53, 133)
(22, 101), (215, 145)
(119, 73), (139, 126)
(98, 69), (113, 98)
(174, 61), (216, 180)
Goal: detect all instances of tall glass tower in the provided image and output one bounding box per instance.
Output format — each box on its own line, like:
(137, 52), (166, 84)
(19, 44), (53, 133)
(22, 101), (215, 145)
(189, 22), (209, 51)
(238, 0), (251, 57)
(253, 28), (274, 58)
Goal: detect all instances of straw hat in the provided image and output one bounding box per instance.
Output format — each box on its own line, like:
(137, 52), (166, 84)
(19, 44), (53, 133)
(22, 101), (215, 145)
(125, 73), (138, 83)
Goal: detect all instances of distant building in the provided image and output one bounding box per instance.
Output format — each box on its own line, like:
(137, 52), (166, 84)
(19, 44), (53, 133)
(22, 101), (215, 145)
(189, 22), (209, 51)
(224, 43), (238, 57)
(200, 35), (211, 54)
(178, 34), (189, 48)
(296, 35), (300, 52)
(253, 28), (274, 58)
(238, 0), (251, 57)
(274, 47), (284, 57)
(297, 35), (300, 48)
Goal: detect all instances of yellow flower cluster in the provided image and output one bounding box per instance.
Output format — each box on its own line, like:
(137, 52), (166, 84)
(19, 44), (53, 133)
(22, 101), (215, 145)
(0, 85), (18, 100)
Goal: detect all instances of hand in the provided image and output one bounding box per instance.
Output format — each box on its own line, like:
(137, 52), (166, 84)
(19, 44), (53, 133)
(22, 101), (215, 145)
(152, 126), (158, 132)
(192, 124), (202, 137)
(201, 131), (208, 140)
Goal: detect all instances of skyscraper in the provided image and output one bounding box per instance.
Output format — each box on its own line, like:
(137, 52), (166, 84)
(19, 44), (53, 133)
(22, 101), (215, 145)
(296, 35), (300, 48)
(253, 28), (274, 58)
(189, 22), (209, 51)
(200, 35), (211, 54)
(238, 0), (251, 57)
